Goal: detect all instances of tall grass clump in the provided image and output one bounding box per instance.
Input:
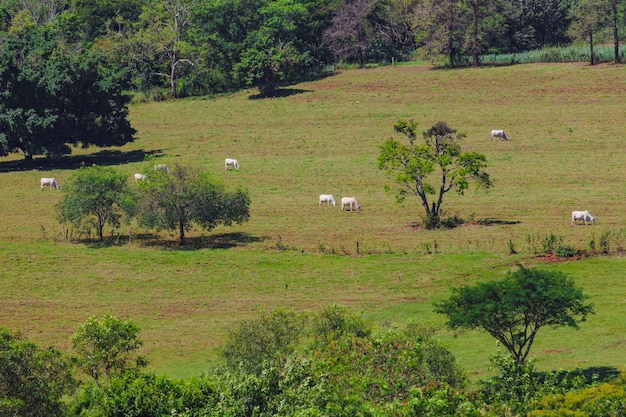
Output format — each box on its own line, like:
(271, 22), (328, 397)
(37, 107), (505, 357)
(481, 45), (625, 65)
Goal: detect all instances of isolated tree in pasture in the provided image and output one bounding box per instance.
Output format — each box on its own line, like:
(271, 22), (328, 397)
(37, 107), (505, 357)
(70, 314), (147, 386)
(567, 0), (610, 65)
(57, 164), (135, 241)
(0, 328), (75, 417)
(0, 21), (135, 163)
(137, 163), (250, 245)
(378, 119), (491, 229)
(435, 265), (594, 364)
(221, 309), (308, 375)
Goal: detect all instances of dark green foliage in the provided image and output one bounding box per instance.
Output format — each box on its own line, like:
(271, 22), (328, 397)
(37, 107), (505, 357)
(480, 349), (589, 416)
(56, 164), (136, 241)
(68, 371), (218, 417)
(310, 321), (466, 406)
(221, 309), (308, 375)
(137, 163), (251, 245)
(70, 315), (147, 385)
(0, 328), (75, 417)
(0, 22), (135, 162)
(435, 265), (594, 363)
(310, 303), (370, 346)
(378, 120), (491, 229)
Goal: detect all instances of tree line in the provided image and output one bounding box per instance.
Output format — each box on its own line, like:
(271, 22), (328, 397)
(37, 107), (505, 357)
(1, 0), (623, 100)
(0, 0), (622, 163)
(1, 268), (603, 416)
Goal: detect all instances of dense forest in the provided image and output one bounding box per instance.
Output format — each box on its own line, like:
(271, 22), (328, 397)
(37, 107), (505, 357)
(1, 0), (623, 101)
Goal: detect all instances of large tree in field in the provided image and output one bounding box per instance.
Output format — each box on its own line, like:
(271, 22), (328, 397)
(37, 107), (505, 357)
(137, 163), (251, 245)
(57, 164), (136, 241)
(435, 265), (594, 363)
(0, 20), (136, 163)
(378, 120), (491, 229)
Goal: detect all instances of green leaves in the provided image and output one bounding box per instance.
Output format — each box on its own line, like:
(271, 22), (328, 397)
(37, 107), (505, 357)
(56, 164), (135, 241)
(70, 314), (147, 385)
(435, 265), (594, 363)
(378, 119), (491, 227)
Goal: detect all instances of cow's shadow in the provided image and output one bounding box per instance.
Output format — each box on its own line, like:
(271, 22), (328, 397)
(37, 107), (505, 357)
(0, 149), (164, 172)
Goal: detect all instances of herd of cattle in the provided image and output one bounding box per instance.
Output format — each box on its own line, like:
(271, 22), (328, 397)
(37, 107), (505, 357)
(38, 142), (597, 224)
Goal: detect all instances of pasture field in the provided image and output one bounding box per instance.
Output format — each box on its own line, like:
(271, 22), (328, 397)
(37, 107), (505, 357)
(0, 62), (625, 383)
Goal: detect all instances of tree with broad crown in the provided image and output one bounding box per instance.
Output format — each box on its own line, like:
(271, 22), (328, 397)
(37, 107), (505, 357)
(137, 163), (250, 245)
(378, 120), (492, 229)
(0, 20), (135, 163)
(434, 265), (594, 363)
(56, 164), (136, 241)
(70, 314), (147, 387)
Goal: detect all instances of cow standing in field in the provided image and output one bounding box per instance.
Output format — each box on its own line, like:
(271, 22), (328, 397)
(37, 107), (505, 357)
(225, 158), (240, 170)
(154, 164), (170, 173)
(491, 129), (508, 141)
(40, 177), (60, 190)
(134, 173), (147, 182)
(319, 194), (336, 207)
(341, 197), (361, 211)
(572, 210), (595, 225)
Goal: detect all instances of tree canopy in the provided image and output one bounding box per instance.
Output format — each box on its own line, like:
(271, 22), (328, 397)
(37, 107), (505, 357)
(0, 21), (135, 162)
(0, 328), (75, 417)
(137, 163), (251, 245)
(70, 314), (147, 386)
(378, 120), (492, 228)
(434, 265), (594, 363)
(56, 164), (135, 241)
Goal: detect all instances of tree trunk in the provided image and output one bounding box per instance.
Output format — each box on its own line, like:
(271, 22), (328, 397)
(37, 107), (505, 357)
(611, 0), (619, 63)
(178, 219), (185, 245)
(589, 31), (595, 65)
(471, 0), (480, 68)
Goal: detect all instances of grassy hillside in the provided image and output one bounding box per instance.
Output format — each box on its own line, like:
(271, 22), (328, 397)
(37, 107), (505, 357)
(0, 62), (624, 382)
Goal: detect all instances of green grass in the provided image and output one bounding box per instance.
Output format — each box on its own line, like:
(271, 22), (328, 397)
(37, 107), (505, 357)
(0, 62), (625, 383)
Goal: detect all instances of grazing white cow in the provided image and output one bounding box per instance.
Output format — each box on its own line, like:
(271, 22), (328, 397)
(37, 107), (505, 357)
(154, 164), (170, 173)
(134, 173), (147, 182)
(225, 158), (240, 170)
(491, 129), (508, 141)
(40, 177), (60, 190)
(319, 194), (336, 207)
(341, 197), (361, 211)
(572, 210), (595, 226)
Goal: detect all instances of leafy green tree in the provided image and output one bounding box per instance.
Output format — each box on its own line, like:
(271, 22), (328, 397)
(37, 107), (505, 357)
(56, 164), (136, 241)
(221, 309), (308, 375)
(378, 120), (492, 228)
(310, 303), (370, 347)
(309, 322), (466, 405)
(137, 163), (250, 245)
(0, 20), (136, 163)
(234, 0), (314, 97)
(0, 328), (75, 417)
(434, 265), (594, 363)
(70, 314), (147, 386)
